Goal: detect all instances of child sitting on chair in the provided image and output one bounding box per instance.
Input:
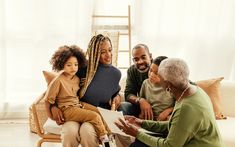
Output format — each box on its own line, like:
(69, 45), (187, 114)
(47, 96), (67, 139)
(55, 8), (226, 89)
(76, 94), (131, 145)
(44, 45), (111, 146)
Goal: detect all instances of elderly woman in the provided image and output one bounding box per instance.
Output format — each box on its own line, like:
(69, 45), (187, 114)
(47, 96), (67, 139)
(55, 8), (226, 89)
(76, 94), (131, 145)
(115, 58), (224, 147)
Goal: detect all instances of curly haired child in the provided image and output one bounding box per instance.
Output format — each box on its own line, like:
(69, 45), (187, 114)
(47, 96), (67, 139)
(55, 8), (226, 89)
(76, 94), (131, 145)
(44, 45), (111, 145)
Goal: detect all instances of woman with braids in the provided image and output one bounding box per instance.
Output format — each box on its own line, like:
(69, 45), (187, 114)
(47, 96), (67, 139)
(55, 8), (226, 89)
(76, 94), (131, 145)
(44, 45), (112, 146)
(50, 34), (122, 147)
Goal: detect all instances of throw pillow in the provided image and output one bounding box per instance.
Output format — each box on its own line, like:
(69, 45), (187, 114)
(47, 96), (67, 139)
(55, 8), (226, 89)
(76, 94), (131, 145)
(196, 77), (226, 120)
(42, 70), (58, 85)
(42, 71), (62, 134)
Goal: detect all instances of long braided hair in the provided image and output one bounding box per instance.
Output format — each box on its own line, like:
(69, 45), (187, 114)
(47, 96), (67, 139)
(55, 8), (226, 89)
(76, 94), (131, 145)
(79, 34), (112, 98)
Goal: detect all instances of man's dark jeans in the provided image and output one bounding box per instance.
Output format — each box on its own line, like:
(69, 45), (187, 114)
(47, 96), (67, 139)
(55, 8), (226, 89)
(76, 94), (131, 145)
(118, 102), (140, 117)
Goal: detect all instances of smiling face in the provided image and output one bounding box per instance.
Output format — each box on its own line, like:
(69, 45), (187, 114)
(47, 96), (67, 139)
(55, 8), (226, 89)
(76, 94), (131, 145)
(99, 39), (112, 65)
(132, 46), (152, 73)
(63, 56), (78, 77)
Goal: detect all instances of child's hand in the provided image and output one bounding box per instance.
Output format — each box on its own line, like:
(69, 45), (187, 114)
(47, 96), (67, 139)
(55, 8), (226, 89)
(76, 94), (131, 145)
(157, 111), (168, 121)
(149, 72), (160, 84)
(51, 106), (65, 125)
(157, 107), (173, 121)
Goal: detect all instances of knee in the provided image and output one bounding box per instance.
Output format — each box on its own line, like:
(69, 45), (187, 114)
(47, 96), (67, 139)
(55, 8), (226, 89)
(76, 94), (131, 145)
(61, 121), (80, 146)
(118, 102), (130, 111)
(80, 122), (99, 146)
(80, 122), (97, 137)
(118, 102), (133, 115)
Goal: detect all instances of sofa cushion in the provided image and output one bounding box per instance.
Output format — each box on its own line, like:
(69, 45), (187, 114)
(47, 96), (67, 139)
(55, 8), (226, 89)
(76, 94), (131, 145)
(216, 117), (235, 147)
(196, 77), (226, 119)
(42, 71), (63, 135)
(220, 81), (235, 117)
(43, 71), (58, 85)
(43, 118), (62, 135)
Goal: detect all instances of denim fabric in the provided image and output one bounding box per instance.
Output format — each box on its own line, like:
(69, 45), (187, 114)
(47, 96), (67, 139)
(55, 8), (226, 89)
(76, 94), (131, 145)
(118, 102), (140, 117)
(130, 139), (149, 147)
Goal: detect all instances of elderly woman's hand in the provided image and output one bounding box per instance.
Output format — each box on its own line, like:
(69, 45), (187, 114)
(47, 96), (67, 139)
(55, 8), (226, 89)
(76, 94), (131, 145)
(114, 117), (140, 137)
(124, 115), (143, 127)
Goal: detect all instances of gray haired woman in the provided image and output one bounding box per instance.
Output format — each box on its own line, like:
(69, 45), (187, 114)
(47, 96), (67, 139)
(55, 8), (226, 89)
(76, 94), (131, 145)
(115, 58), (224, 147)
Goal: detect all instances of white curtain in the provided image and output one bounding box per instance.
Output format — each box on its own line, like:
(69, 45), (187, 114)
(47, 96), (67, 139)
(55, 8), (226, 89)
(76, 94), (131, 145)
(0, 0), (93, 118)
(131, 0), (235, 81)
(1, 0), (235, 118)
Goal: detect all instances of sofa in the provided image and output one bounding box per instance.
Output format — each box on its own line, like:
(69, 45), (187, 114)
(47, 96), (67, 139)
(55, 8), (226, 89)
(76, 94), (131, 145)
(216, 81), (235, 147)
(30, 77), (235, 147)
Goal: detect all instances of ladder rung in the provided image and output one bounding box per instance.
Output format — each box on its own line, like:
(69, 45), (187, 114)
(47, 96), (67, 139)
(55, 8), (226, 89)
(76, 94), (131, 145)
(92, 25), (128, 30)
(119, 33), (129, 35)
(92, 15), (128, 18)
(118, 50), (129, 52)
(118, 67), (129, 69)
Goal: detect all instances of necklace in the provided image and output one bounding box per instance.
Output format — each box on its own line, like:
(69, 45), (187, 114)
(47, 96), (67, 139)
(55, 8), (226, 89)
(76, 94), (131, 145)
(177, 86), (190, 102)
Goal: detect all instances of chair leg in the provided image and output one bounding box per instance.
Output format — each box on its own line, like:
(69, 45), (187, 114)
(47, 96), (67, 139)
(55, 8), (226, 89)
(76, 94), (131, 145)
(37, 139), (44, 147)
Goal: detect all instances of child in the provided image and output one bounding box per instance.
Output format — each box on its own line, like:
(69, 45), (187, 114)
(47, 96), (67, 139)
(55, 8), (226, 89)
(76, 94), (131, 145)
(139, 56), (175, 121)
(44, 45), (111, 146)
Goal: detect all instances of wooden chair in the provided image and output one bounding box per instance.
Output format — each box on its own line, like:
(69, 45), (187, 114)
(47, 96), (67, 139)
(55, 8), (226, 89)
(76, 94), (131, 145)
(30, 93), (61, 147)
(29, 93), (118, 147)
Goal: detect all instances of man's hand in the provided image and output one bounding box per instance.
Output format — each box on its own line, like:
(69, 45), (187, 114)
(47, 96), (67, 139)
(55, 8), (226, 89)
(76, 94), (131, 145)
(139, 98), (153, 120)
(51, 106), (65, 125)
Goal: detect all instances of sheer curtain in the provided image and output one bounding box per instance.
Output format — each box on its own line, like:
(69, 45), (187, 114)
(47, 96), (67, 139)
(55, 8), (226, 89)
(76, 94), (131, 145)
(0, 0), (93, 118)
(1, 0), (235, 119)
(131, 0), (235, 81)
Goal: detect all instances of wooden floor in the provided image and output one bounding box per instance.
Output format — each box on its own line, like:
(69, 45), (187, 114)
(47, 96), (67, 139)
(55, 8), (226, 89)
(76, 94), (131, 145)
(0, 119), (61, 147)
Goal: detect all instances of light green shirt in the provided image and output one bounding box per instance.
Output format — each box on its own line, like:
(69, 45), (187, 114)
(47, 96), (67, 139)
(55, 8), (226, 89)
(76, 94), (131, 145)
(140, 79), (175, 118)
(137, 87), (224, 147)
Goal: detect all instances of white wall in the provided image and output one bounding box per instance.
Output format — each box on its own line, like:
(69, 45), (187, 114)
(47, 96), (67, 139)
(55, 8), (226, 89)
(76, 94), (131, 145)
(132, 0), (235, 82)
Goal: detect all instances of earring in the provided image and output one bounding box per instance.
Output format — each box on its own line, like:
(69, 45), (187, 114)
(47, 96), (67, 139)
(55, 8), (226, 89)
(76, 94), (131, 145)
(166, 87), (171, 92)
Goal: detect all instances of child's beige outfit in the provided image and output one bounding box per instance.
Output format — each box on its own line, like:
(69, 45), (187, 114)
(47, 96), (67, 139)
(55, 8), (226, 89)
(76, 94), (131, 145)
(44, 72), (110, 137)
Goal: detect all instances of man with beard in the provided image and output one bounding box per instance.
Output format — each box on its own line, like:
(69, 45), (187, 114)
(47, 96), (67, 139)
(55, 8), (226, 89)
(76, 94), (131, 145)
(118, 44), (153, 120)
